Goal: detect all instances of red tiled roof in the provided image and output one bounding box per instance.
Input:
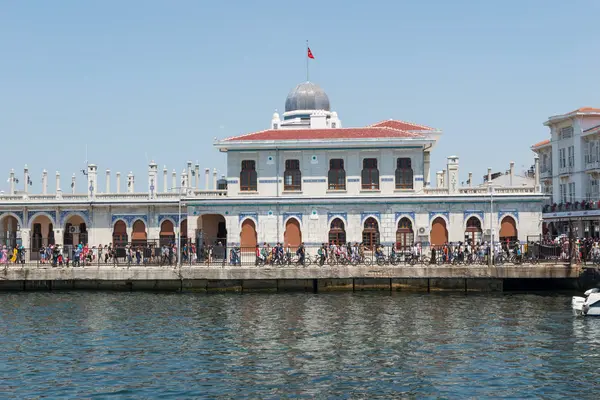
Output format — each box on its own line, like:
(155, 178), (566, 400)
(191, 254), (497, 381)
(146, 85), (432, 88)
(570, 107), (600, 114)
(531, 139), (550, 148)
(370, 119), (436, 131)
(224, 127), (425, 142)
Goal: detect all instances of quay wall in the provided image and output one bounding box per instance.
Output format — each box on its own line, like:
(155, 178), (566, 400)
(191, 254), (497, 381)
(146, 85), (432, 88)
(0, 264), (589, 292)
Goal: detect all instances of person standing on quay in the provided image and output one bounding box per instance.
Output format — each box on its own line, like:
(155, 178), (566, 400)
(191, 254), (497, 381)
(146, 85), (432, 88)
(1, 245), (8, 266)
(10, 246), (18, 263)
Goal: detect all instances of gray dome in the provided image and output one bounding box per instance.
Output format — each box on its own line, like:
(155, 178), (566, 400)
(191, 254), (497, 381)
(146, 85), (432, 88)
(284, 81), (330, 112)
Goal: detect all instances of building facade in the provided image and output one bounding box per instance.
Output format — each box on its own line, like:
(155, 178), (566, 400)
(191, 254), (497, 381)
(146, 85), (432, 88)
(1, 80), (545, 260)
(532, 107), (600, 238)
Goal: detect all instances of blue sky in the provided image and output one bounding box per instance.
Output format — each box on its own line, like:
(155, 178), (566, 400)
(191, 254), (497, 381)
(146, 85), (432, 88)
(1, 0), (599, 192)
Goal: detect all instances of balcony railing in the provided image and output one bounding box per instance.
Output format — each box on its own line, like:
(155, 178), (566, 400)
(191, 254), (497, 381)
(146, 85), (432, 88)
(586, 161), (600, 172)
(559, 165), (573, 175)
(543, 200), (600, 213)
(540, 168), (553, 179)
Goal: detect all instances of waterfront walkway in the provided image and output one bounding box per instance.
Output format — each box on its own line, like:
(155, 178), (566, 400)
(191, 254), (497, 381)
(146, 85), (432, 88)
(0, 263), (582, 280)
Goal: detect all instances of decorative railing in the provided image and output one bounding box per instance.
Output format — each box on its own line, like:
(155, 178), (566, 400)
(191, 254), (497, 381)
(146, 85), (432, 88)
(423, 188), (449, 195)
(458, 188), (489, 195)
(0, 189), (229, 203)
(493, 187), (536, 194)
(191, 190), (227, 197)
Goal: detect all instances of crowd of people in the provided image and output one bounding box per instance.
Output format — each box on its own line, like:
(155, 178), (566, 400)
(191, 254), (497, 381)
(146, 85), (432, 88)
(0, 245), (26, 266)
(6, 235), (600, 267)
(31, 242), (200, 267)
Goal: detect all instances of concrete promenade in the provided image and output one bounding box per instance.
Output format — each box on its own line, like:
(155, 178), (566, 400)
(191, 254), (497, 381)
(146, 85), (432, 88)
(0, 263), (586, 292)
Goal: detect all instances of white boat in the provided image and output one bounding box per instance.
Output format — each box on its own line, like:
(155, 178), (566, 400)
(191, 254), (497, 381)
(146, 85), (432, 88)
(572, 288), (600, 316)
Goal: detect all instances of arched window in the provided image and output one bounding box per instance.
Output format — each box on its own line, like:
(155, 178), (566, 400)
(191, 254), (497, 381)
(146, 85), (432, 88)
(113, 220), (128, 246)
(361, 158), (379, 190)
(240, 160), (257, 191)
(328, 159), (346, 190)
(160, 220), (175, 247)
(284, 218), (302, 248)
(396, 218), (414, 250)
(499, 216), (518, 244)
(132, 220), (147, 247)
(465, 217), (482, 244)
(395, 158), (413, 189)
(240, 219), (257, 250)
(328, 218), (346, 245)
(284, 159), (301, 191)
(430, 217), (448, 247)
(362, 217), (380, 249)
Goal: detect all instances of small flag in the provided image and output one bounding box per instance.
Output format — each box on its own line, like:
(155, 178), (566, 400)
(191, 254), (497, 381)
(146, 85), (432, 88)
(307, 47), (314, 59)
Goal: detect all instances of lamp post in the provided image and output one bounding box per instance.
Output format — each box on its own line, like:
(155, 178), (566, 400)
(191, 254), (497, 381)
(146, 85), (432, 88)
(489, 185), (494, 267)
(178, 199), (185, 267)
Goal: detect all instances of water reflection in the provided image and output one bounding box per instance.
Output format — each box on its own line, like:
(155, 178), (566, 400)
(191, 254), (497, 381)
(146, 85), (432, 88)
(0, 292), (598, 398)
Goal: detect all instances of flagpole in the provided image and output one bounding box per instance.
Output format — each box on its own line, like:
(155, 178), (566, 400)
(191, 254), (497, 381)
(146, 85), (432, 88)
(306, 40), (309, 82)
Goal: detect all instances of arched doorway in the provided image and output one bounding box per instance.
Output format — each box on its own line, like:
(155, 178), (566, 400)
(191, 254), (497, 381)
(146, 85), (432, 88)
(284, 218), (302, 248)
(113, 220), (128, 246)
(0, 215), (19, 249)
(160, 220), (175, 246)
(64, 215), (88, 247)
(328, 218), (346, 246)
(196, 214), (227, 247)
(362, 217), (380, 249)
(499, 216), (518, 244)
(465, 216), (482, 244)
(396, 217), (414, 250)
(131, 220), (147, 247)
(240, 219), (257, 250)
(430, 217), (448, 246)
(30, 214), (55, 254)
(180, 219), (188, 245)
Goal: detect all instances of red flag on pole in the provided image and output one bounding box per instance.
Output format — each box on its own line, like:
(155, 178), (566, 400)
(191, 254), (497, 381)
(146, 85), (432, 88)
(307, 47), (315, 59)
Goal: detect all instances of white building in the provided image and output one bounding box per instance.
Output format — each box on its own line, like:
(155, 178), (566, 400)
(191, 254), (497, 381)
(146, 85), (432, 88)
(532, 107), (600, 238)
(190, 81), (543, 250)
(0, 80), (544, 259)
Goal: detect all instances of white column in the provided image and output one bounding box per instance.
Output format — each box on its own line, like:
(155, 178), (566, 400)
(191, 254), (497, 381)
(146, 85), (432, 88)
(106, 169), (111, 193)
(509, 161), (515, 186)
(423, 151), (431, 187)
(116, 172), (121, 194)
(71, 174), (76, 194)
(148, 161), (157, 199)
(9, 169), (15, 195)
(487, 167), (492, 184)
(468, 172), (473, 187)
(163, 166), (168, 193)
(534, 156), (541, 192)
(87, 164), (97, 199)
(24, 165), (29, 194)
(171, 170), (177, 192)
(187, 161), (192, 186)
(204, 168), (210, 190)
(42, 170), (48, 195)
(182, 170), (188, 191)
(212, 168), (217, 190)
(127, 172), (134, 193)
(55, 171), (60, 193)
(195, 163), (200, 189)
